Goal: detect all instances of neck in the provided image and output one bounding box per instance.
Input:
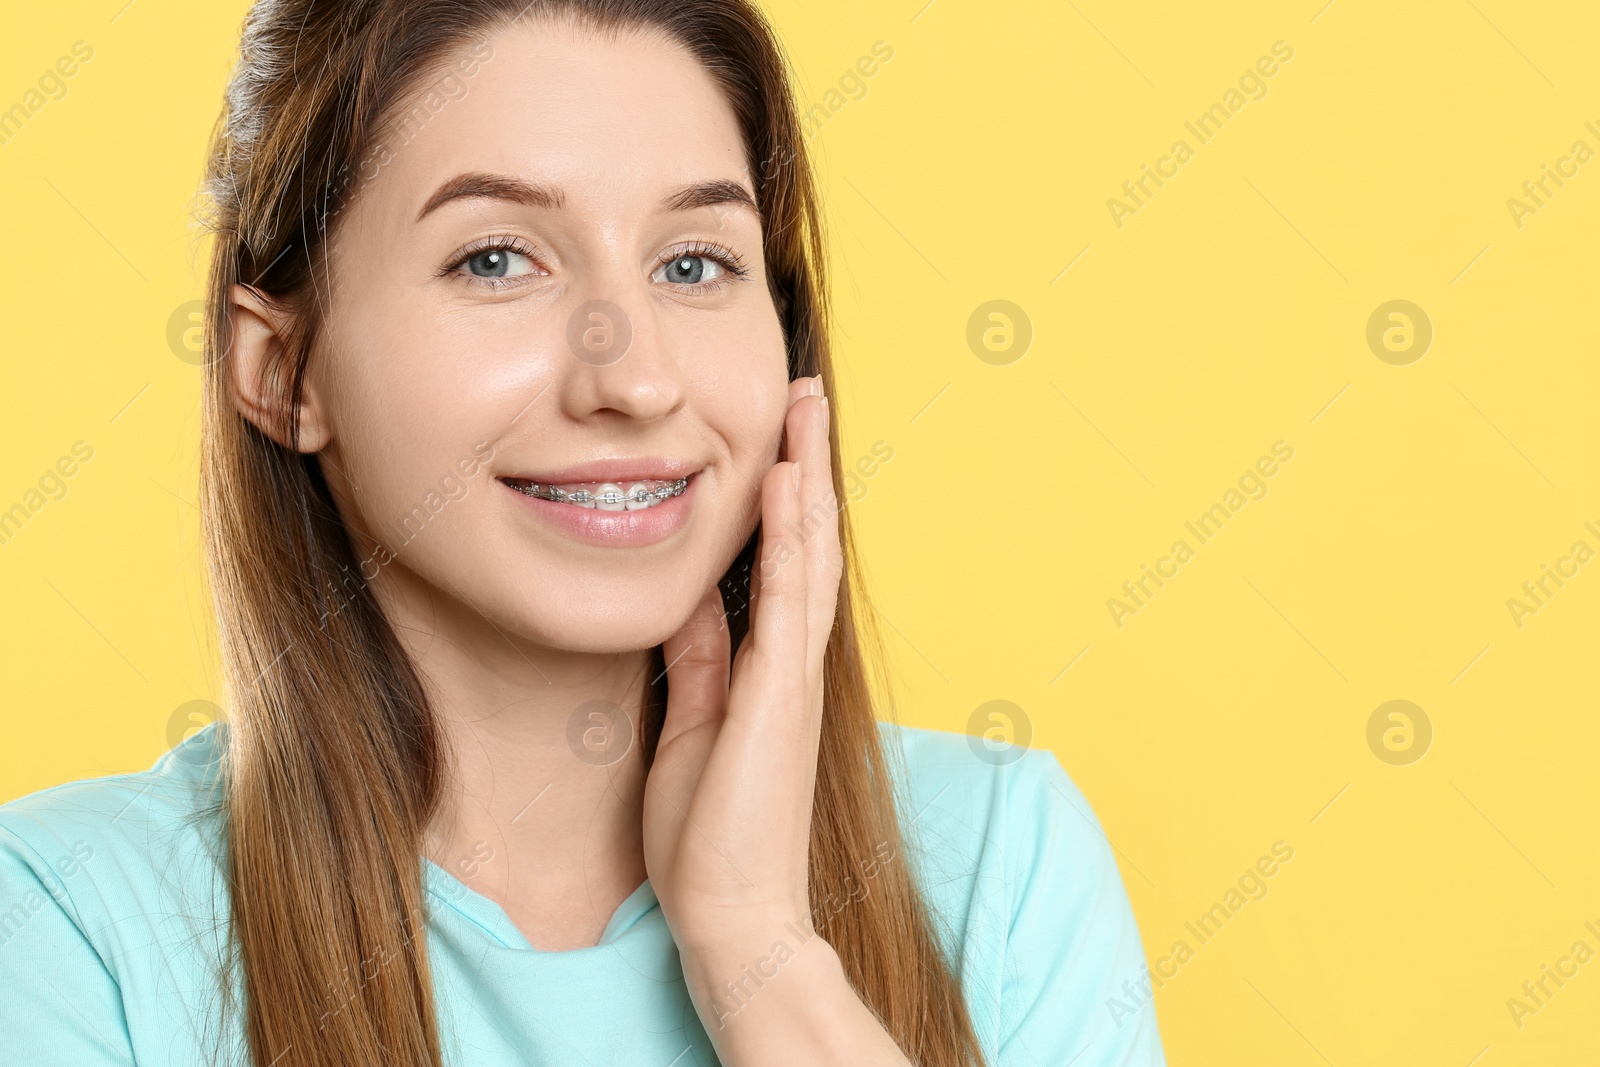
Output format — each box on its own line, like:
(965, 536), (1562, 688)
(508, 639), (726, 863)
(370, 559), (653, 929)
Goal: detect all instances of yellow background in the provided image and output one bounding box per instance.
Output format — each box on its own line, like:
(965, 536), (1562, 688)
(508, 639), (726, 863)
(3, 1), (1597, 1063)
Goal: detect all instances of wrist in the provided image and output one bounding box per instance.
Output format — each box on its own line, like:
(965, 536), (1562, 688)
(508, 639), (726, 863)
(668, 905), (818, 962)
(675, 918), (911, 1064)
(676, 915), (838, 1024)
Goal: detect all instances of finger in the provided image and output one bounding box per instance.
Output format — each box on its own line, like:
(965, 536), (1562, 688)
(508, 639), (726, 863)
(773, 375), (814, 479)
(755, 376), (814, 625)
(658, 583), (732, 751)
(740, 458), (808, 708)
(785, 381), (842, 683)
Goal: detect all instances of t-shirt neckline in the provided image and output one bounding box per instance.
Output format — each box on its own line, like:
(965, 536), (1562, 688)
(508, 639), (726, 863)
(421, 858), (659, 954)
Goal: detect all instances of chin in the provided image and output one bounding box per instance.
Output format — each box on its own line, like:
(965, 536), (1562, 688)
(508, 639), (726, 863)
(525, 607), (692, 655)
(503, 572), (711, 654)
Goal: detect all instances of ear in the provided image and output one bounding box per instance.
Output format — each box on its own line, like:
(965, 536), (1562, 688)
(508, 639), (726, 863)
(226, 283), (333, 453)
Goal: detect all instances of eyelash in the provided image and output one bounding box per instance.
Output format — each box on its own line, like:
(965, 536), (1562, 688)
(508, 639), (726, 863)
(660, 241), (752, 292)
(440, 235), (751, 293)
(440, 235), (541, 292)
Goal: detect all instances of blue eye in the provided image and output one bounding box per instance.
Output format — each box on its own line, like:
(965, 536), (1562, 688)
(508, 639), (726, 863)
(445, 237), (542, 289)
(466, 247), (533, 278)
(443, 238), (749, 292)
(653, 243), (750, 291)
(658, 254), (719, 286)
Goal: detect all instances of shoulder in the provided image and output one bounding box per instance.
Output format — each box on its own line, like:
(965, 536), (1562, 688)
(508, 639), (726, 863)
(873, 718), (1117, 930)
(0, 722), (230, 945)
(873, 718), (1103, 878)
(0, 724), (234, 1064)
(874, 719), (1167, 1064)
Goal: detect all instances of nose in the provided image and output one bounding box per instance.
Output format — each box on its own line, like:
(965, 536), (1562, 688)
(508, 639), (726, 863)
(556, 283), (687, 424)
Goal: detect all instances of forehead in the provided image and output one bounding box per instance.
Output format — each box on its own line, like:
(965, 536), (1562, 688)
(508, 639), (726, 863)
(354, 17), (753, 224)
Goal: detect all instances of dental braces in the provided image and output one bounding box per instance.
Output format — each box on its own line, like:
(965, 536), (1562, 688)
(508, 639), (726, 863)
(509, 476), (690, 507)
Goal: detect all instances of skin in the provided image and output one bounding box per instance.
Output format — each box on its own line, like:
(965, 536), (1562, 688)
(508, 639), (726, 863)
(227, 15), (910, 1065)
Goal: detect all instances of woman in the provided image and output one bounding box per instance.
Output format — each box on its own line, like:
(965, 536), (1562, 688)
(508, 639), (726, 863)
(0, 1), (1165, 1064)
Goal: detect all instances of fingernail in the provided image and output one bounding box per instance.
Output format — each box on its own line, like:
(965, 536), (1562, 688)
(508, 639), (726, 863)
(809, 376), (824, 397)
(821, 395), (829, 433)
(791, 462), (802, 493)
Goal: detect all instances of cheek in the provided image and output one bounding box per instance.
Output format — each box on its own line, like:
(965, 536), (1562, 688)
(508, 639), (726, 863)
(330, 297), (544, 420)
(320, 239), (564, 436)
(695, 304), (790, 456)
(742, 388), (787, 463)
(335, 411), (482, 546)
(315, 311), (529, 536)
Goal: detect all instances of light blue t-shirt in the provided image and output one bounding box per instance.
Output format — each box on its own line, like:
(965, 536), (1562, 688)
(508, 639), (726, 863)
(0, 720), (1166, 1065)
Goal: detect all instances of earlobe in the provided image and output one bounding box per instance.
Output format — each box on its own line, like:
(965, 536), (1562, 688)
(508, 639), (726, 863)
(226, 283), (332, 453)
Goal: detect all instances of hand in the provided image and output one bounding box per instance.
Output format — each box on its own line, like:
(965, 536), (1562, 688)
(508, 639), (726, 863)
(643, 374), (841, 957)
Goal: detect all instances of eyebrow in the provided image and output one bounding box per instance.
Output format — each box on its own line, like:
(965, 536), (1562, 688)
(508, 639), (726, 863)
(414, 172), (757, 222)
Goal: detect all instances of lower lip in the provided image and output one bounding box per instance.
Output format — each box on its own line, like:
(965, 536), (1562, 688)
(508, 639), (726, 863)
(501, 474), (699, 547)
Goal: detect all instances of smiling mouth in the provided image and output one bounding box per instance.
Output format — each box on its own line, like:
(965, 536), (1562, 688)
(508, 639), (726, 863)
(500, 475), (691, 510)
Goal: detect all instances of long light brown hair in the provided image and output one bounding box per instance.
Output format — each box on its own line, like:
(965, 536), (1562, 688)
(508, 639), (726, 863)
(196, 1), (987, 1064)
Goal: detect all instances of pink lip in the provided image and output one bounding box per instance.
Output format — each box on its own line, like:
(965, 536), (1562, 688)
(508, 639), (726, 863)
(502, 456), (703, 485)
(501, 471), (699, 547)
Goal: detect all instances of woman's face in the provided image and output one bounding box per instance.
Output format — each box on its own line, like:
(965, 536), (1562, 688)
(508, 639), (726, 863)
(264, 18), (790, 653)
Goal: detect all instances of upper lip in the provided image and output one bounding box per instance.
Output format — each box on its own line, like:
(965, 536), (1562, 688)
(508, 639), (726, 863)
(499, 456), (705, 485)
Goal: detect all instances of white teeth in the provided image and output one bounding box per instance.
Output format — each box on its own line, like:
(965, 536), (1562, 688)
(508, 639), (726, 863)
(623, 482), (654, 511)
(507, 475), (688, 509)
